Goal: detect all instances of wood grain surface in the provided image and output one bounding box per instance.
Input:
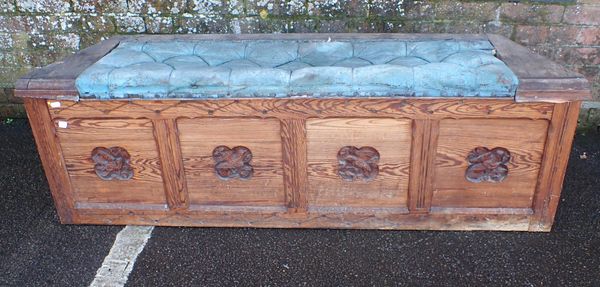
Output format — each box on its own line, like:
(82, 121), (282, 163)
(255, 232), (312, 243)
(15, 36), (124, 100)
(20, 97), (579, 230)
(432, 118), (548, 209)
(154, 119), (189, 210)
(55, 118), (167, 206)
(13, 34), (588, 231)
(306, 118), (411, 210)
(24, 99), (77, 223)
(487, 34), (591, 102)
(281, 119), (309, 213)
(47, 99), (554, 121)
(177, 118), (286, 208)
(408, 119), (439, 213)
(529, 102), (581, 231)
(74, 208), (531, 231)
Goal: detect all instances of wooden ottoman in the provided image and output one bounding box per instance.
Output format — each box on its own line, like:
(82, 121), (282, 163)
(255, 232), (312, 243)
(15, 33), (591, 231)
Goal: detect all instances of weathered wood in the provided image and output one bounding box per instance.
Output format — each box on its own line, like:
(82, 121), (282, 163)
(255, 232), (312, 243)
(487, 34), (592, 102)
(529, 101), (581, 231)
(517, 78), (591, 103)
(408, 119), (439, 213)
(306, 118), (411, 210)
(433, 119), (548, 209)
(15, 37), (124, 99)
(48, 99), (554, 120)
(487, 34), (580, 79)
(281, 119), (309, 213)
(73, 209), (532, 231)
(55, 118), (167, 206)
(177, 118), (286, 209)
(24, 98), (76, 223)
(153, 119), (189, 210)
(429, 207), (533, 215)
(21, 97), (582, 231)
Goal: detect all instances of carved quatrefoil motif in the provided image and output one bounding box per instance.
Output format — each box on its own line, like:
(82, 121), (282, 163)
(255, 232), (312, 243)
(465, 147), (511, 183)
(91, 146), (134, 181)
(212, 146), (253, 180)
(337, 146), (380, 182)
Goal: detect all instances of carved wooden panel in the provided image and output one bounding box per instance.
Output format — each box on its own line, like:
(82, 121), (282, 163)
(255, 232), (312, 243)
(337, 146), (380, 182)
(177, 118), (284, 208)
(465, 147), (511, 183)
(306, 118), (411, 210)
(212, 146), (254, 180)
(55, 118), (166, 206)
(433, 119), (547, 209)
(91, 146), (134, 180)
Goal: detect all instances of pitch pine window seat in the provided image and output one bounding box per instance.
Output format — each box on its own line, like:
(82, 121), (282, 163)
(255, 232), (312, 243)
(16, 34), (591, 231)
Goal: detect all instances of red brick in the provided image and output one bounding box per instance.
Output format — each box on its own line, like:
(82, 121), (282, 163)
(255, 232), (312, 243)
(571, 65), (599, 83)
(433, 2), (499, 22)
(1, 0), (15, 13)
(564, 5), (600, 25)
(15, 0), (70, 13)
(501, 3), (564, 24)
(403, 1), (435, 19)
(515, 25), (550, 46)
(145, 16), (174, 34)
(553, 47), (600, 66)
(484, 24), (514, 39)
(370, 0), (405, 18)
(577, 27), (600, 46)
(74, 0), (127, 13)
(128, 0), (186, 15)
(576, 0), (600, 5)
(570, 48), (600, 65)
(548, 26), (600, 47)
(81, 15), (116, 33)
(548, 26), (580, 45)
(246, 0), (280, 16)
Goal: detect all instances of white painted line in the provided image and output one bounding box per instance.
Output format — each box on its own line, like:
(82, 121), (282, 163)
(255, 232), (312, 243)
(89, 225), (154, 287)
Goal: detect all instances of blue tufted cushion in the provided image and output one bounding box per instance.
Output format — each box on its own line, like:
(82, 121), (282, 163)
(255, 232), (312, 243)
(76, 39), (519, 99)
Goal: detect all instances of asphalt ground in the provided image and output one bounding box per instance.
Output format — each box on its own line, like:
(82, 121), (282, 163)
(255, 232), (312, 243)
(1, 118), (599, 286)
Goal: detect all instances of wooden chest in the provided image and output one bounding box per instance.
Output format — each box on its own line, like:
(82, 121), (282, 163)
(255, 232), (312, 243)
(16, 34), (591, 231)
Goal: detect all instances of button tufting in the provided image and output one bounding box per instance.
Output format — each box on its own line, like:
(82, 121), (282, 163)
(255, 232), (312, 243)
(76, 39), (519, 99)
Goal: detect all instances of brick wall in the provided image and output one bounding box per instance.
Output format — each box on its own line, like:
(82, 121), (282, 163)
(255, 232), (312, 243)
(1, 0), (598, 124)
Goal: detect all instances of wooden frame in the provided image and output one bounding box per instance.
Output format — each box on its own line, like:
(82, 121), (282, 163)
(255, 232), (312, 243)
(16, 34), (591, 231)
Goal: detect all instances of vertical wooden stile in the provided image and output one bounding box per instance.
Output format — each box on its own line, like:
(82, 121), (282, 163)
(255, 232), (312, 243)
(24, 98), (76, 223)
(281, 118), (309, 213)
(408, 119), (439, 213)
(529, 102), (581, 231)
(153, 119), (189, 210)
